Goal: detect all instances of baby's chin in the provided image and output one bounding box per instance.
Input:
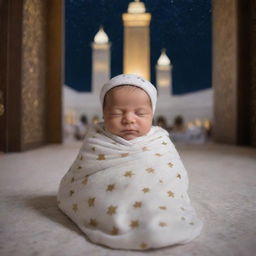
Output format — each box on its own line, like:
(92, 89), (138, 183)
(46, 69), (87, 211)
(120, 134), (139, 141)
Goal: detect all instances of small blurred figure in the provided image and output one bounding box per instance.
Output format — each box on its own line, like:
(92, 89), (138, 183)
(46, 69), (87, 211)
(173, 115), (186, 133)
(74, 114), (88, 140)
(156, 116), (168, 129)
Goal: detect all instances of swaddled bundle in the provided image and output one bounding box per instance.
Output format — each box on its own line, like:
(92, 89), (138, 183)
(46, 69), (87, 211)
(58, 74), (203, 250)
(57, 122), (203, 250)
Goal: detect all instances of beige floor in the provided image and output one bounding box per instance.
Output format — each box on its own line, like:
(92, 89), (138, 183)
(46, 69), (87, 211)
(0, 142), (256, 256)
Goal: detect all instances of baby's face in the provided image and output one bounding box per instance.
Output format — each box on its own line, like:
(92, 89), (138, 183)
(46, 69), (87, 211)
(103, 85), (153, 140)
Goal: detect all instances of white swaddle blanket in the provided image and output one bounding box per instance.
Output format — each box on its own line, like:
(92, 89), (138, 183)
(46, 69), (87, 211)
(57, 122), (203, 250)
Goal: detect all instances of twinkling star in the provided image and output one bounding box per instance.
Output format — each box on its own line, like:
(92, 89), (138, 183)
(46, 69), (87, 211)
(142, 187), (150, 193)
(140, 242), (148, 249)
(97, 154), (106, 160)
(121, 153), (129, 157)
(159, 206), (167, 210)
(168, 162), (174, 168)
(161, 141), (167, 145)
(69, 190), (74, 196)
(106, 184), (115, 192)
(177, 173), (181, 179)
(72, 203), (78, 212)
(82, 176), (88, 185)
(146, 168), (155, 173)
(124, 171), (134, 177)
(155, 153), (162, 157)
(167, 191), (175, 197)
(89, 218), (98, 227)
(111, 226), (119, 235)
(133, 201), (142, 208)
(130, 220), (139, 228)
(159, 222), (168, 227)
(107, 205), (117, 215)
(88, 197), (95, 207)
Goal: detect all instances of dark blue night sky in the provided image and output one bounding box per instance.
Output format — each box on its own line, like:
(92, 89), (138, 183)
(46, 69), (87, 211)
(65, 0), (212, 95)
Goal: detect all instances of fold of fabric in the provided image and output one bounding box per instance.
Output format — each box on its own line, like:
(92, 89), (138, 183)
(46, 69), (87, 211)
(57, 122), (203, 250)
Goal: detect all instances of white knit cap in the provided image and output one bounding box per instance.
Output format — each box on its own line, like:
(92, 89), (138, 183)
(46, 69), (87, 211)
(100, 74), (157, 113)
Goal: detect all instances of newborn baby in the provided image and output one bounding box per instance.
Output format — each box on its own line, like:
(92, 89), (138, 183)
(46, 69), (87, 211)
(57, 74), (203, 250)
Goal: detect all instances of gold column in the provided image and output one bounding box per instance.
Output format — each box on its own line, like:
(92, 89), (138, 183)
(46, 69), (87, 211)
(122, 1), (151, 80)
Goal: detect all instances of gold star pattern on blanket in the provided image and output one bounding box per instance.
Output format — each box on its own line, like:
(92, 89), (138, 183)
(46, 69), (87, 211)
(180, 207), (185, 211)
(72, 203), (78, 212)
(167, 191), (175, 197)
(111, 226), (119, 235)
(82, 176), (88, 185)
(159, 222), (168, 227)
(189, 222), (195, 225)
(89, 218), (98, 227)
(142, 187), (150, 193)
(97, 154), (106, 160)
(121, 153), (129, 157)
(69, 190), (74, 196)
(106, 184), (115, 192)
(80, 155), (83, 160)
(159, 206), (167, 210)
(88, 197), (95, 207)
(107, 205), (117, 215)
(168, 162), (174, 168)
(146, 168), (155, 173)
(155, 153), (162, 157)
(130, 220), (139, 228)
(124, 171), (134, 177)
(77, 166), (82, 170)
(177, 173), (181, 179)
(159, 179), (164, 183)
(161, 141), (167, 145)
(91, 147), (96, 151)
(133, 201), (142, 208)
(142, 146), (149, 151)
(140, 242), (148, 249)
(181, 217), (186, 221)
(71, 177), (75, 183)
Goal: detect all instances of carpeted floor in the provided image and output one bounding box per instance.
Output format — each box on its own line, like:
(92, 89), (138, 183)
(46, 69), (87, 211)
(0, 142), (256, 256)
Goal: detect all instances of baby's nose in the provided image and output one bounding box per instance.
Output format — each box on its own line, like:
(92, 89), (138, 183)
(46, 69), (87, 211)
(123, 113), (135, 124)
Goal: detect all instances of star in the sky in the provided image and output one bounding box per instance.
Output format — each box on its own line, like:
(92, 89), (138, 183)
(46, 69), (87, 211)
(107, 205), (117, 215)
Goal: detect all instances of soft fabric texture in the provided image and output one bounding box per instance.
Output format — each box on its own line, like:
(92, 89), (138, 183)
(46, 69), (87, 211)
(99, 74), (157, 113)
(57, 122), (203, 250)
